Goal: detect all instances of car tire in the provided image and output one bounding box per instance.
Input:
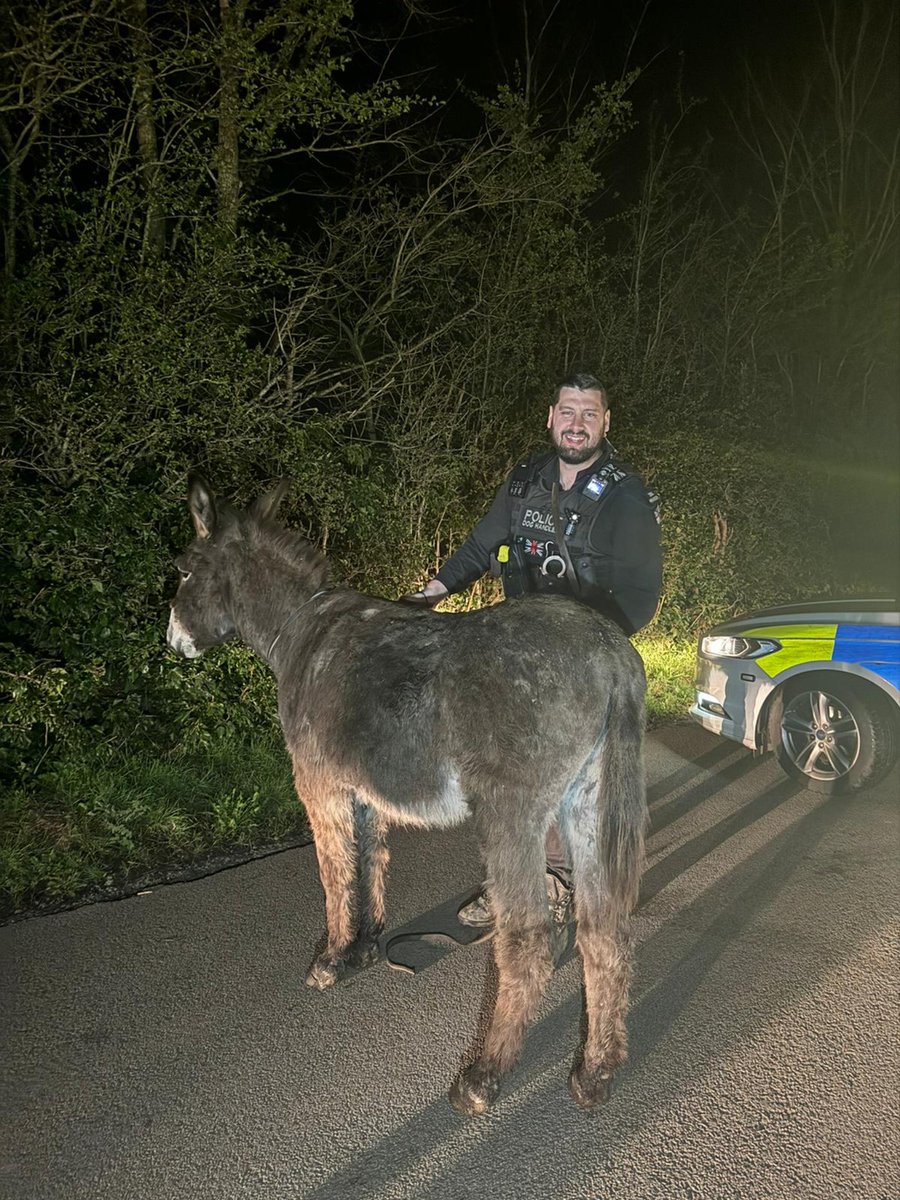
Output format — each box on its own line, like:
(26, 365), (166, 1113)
(771, 679), (898, 795)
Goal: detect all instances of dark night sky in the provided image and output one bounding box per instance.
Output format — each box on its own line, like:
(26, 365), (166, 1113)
(346, 0), (899, 246)
(350, 0), (892, 203)
(365, 0), (832, 119)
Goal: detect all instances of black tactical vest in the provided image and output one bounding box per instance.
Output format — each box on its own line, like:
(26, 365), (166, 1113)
(501, 448), (660, 627)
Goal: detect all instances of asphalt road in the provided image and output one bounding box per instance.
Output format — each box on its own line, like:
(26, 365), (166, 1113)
(1, 724), (898, 1200)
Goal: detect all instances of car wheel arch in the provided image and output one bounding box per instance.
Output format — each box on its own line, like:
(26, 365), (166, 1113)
(756, 667), (898, 752)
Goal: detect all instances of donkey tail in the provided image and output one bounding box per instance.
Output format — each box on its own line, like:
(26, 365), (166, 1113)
(597, 681), (648, 917)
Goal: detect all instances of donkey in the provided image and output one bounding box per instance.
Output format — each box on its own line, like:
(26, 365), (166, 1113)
(166, 474), (648, 1115)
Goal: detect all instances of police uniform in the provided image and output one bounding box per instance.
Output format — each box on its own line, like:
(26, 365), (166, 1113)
(435, 442), (662, 635)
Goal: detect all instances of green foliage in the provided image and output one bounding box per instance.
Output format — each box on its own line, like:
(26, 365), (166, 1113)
(210, 788), (264, 843)
(0, 734), (301, 913)
(629, 431), (835, 637)
(635, 635), (696, 726)
(1, 0), (895, 910)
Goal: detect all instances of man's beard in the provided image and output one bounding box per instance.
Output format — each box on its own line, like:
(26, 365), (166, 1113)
(552, 431), (603, 464)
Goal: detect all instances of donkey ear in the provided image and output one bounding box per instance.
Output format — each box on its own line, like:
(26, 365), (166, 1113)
(187, 473), (217, 539)
(249, 477), (291, 522)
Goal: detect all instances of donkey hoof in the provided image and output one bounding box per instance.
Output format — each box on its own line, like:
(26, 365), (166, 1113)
(448, 1065), (501, 1116)
(305, 955), (341, 990)
(568, 1063), (613, 1110)
(349, 938), (381, 971)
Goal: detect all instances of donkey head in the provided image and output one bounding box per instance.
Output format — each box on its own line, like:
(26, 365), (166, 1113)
(166, 473), (289, 659)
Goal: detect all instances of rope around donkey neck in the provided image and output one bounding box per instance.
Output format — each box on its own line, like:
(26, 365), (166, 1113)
(266, 589), (330, 660)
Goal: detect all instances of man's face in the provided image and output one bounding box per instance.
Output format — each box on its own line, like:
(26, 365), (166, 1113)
(547, 387), (609, 464)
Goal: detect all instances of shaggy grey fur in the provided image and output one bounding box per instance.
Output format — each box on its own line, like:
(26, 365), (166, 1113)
(167, 476), (648, 1114)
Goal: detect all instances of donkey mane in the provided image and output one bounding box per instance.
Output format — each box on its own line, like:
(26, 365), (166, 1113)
(246, 515), (331, 591)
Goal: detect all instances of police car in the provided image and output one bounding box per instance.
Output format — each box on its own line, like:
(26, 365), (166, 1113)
(691, 599), (899, 793)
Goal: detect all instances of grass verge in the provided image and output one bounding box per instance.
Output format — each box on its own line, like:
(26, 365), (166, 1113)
(0, 734), (305, 918)
(635, 632), (696, 726)
(1, 636), (696, 917)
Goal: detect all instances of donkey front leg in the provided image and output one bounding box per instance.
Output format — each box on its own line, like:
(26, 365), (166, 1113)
(350, 797), (389, 972)
(304, 792), (361, 990)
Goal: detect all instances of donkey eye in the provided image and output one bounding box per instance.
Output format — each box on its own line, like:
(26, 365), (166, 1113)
(178, 570), (192, 582)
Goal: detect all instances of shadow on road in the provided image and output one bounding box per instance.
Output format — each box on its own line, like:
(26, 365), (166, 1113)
(303, 757), (881, 1200)
(642, 773), (801, 904)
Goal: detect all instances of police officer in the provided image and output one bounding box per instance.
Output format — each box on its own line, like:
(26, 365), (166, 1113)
(402, 372), (662, 926)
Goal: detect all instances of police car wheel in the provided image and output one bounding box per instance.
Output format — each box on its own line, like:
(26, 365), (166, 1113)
(772, 679), (897, 795)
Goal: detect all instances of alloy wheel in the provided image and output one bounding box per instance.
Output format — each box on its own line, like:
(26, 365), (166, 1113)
(780, 689), (861, 782)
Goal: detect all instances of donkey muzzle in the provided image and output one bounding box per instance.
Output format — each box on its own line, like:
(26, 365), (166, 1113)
(166, 610), (202, 658)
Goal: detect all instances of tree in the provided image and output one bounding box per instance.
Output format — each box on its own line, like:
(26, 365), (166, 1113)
(728, 0), (899, 460)
(0, 0), (415, 775)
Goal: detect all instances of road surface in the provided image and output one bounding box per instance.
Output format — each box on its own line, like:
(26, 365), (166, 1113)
(1, 724), (898, 1199)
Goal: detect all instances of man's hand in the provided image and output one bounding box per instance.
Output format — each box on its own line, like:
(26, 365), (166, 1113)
(400, 580), (449, 608)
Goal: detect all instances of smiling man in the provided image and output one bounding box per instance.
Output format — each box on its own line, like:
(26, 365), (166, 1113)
(402, 372), (663, 929)
(405, 372), (662, 636)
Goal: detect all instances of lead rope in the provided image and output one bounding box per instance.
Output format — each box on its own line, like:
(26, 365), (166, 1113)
(266, 588), (329, 661)
(551, 482), (582, 597)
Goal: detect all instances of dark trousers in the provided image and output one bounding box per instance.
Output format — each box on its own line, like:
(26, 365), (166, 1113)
(544, 824), (571, 881)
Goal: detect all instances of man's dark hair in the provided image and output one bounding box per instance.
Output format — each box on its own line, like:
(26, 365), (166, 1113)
(555, 372), (608, 406)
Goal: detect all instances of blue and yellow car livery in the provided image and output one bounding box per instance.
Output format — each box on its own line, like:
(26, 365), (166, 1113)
(691, 599), (900, 777)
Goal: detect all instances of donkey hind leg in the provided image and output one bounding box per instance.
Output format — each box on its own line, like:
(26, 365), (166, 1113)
(350, 797), (390, 972)
(562, 693), (646, 1109)
(303, 790), (369, 991)
(449, 817), (553, 1116)
(568, 903), (633, 1110)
